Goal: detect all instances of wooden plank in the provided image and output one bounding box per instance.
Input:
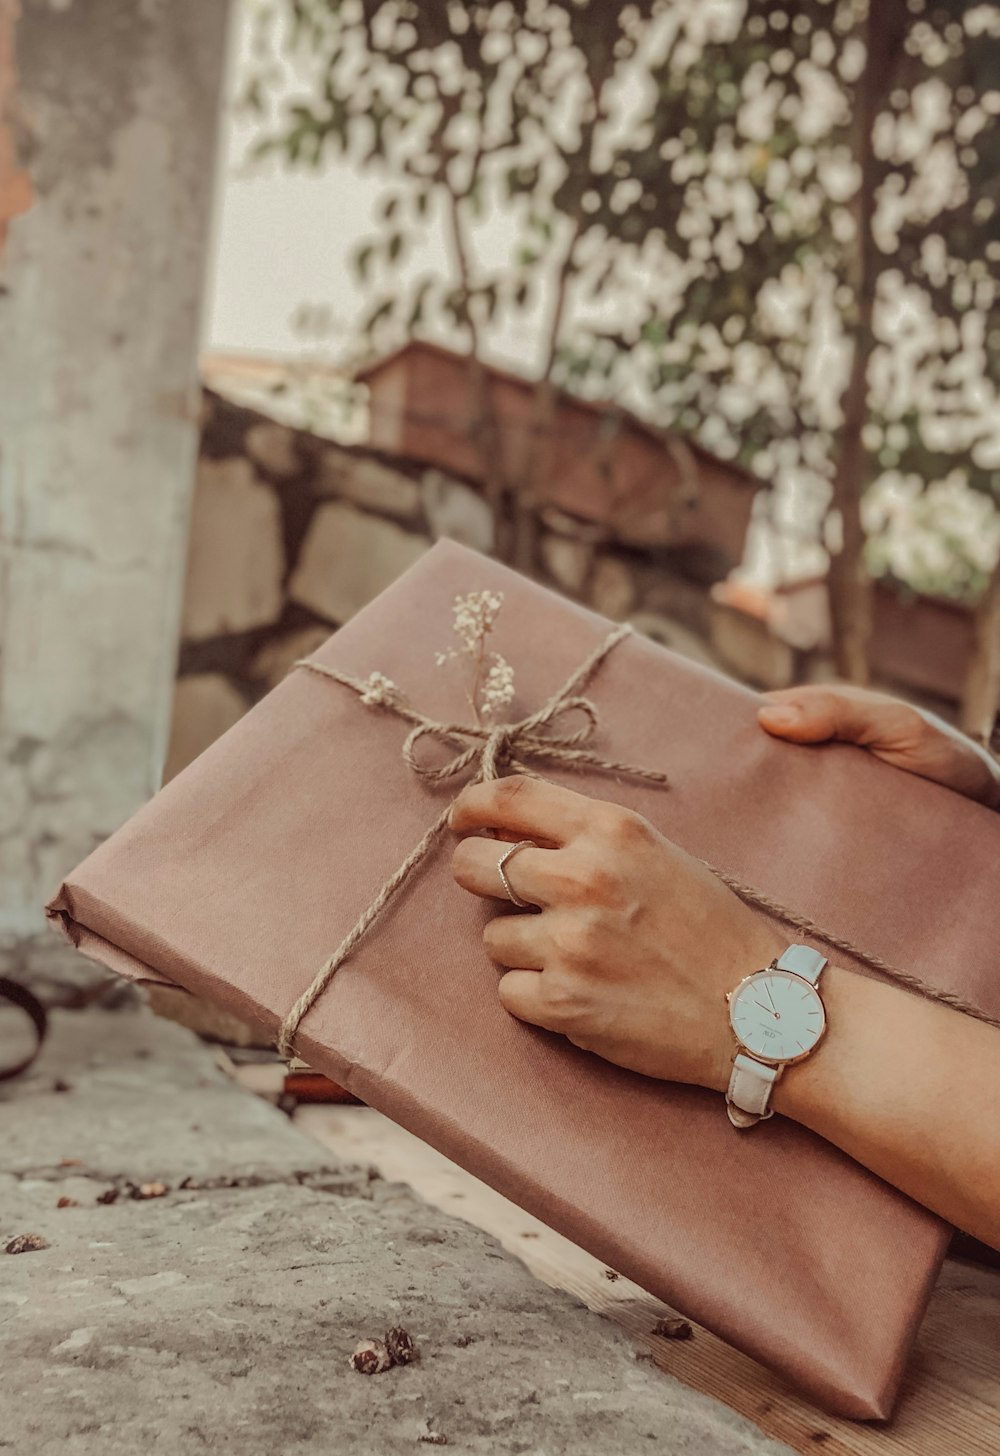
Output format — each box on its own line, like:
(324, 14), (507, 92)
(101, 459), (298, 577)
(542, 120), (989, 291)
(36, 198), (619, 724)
(294, 1104), (1000, 1456)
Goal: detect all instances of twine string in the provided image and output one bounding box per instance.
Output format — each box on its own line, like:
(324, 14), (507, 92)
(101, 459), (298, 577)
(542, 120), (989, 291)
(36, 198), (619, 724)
(278, 624), (664, 1055)
(278, 625), (999, 1057)
(707, 865), (999, 1029)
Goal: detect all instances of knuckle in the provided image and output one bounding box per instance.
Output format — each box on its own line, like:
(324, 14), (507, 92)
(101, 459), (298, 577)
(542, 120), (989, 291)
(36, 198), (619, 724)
(495, 774), (530, 807)
(823, 690), (863, 732)
(850, 692), (923, 745)
(810, 690), (840, 718)
(552, 909), (603, 966)
(545, 863), (578, 902)
(539, 973), (584, 1028)
(497, 973), (525, 1015)
(564, 855), (622, 907)
(482, 916), (509, 960)
(601, 805), (655, 850)
(450, 839), (473, 881)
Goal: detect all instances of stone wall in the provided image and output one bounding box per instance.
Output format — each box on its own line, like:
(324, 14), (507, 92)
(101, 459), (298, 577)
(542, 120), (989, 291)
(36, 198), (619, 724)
(167, 391), (723, 779)
(173, 391), (982, 782)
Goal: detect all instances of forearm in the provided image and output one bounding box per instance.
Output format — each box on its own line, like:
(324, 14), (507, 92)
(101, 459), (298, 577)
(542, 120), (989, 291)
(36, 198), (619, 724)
(772, 966), (1000, 1250)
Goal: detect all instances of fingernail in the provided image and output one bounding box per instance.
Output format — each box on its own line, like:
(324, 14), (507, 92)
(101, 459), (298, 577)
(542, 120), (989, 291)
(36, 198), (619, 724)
(758, 704), (800, 727)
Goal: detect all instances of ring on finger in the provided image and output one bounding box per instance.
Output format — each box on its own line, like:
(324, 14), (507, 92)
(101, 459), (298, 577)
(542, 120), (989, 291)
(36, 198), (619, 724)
(497, 839), (537, 909)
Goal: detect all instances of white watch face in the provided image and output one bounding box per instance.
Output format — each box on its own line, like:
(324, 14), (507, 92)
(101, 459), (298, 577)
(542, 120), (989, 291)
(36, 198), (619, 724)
(729, 969), (825, 1064)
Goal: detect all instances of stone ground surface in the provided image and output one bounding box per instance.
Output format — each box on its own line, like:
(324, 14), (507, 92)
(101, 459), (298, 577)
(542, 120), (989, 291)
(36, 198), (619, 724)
(0, 1008), (792, 1456)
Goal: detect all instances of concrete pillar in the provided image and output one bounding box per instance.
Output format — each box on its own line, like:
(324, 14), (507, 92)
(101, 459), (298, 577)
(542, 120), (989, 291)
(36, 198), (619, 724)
(0, 0), (231, 993)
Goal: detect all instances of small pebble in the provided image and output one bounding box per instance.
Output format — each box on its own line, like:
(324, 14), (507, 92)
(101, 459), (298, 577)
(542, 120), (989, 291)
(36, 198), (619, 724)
(56, 1197), (78, 1210)
(5, 1233), (49, 1255)
(652, 1317), (693, 1341)
(419, 1432), (448, 1447)
(350, 1339), (393, 1375)
(130, 1181), (169, 1200)
(385, 1326), (418, 1366)
(603, 1268), (620, 1282)
(96, 1189), (120, 1206)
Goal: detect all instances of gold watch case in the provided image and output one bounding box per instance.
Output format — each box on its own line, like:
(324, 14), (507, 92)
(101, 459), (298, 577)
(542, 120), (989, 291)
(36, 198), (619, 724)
(724, 962), (827, 1068)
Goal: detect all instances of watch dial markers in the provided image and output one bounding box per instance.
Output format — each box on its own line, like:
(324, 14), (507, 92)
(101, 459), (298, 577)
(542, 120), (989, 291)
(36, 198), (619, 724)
(729, 969), (825, 1063)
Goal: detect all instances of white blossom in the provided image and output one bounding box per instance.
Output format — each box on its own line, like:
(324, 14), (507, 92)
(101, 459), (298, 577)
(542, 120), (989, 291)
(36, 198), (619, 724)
(451, 590), (505, 654)
(359, 670), (400, 707)
(481, 653), (516, 718)
(432, 588), (515, 723)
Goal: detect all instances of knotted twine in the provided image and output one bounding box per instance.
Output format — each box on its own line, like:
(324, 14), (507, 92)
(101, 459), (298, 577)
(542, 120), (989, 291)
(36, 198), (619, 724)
(278, 623), (999, 1057)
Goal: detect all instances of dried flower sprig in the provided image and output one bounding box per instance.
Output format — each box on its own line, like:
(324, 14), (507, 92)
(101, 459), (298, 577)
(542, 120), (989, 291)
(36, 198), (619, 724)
(481, 652), (515, 718)
(434, 590), (515, 724)
(359, 671), (401, 707)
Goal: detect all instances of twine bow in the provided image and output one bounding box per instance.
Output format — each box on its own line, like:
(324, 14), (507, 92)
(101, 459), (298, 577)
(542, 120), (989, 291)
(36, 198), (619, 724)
(278, 623), (1000, 1058)
(277, 624), (664, 1056)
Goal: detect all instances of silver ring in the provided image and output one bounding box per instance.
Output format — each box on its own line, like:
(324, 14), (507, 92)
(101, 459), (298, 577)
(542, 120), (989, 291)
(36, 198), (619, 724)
(497, 840), (537, 909)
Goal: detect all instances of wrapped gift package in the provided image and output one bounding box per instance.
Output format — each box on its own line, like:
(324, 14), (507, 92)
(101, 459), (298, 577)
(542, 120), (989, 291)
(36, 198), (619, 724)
(48, 540), (1000, 1418)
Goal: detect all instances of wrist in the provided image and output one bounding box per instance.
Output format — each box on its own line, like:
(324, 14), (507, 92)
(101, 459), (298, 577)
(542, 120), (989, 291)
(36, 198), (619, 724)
(769, 963), (857, 1124)
(710, 927), (797, 1097)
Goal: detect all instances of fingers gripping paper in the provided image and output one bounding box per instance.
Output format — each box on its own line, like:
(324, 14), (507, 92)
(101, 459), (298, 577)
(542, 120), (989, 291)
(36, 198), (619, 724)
(47, 541), (1000, 1418)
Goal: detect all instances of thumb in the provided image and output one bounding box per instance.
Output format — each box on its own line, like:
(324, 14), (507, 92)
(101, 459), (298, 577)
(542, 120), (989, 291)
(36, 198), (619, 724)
(757, 687), (907, 748)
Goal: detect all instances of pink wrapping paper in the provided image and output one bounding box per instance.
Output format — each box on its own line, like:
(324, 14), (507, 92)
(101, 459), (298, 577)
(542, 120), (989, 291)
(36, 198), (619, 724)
(48, 540), (1000, 1418)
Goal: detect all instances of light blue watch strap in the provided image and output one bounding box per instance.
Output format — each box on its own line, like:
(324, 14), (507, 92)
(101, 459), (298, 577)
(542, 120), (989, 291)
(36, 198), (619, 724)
(775, 943), (827, 985)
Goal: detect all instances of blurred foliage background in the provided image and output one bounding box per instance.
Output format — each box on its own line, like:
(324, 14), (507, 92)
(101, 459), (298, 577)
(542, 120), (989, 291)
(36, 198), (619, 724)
(237, 0), (999, 729)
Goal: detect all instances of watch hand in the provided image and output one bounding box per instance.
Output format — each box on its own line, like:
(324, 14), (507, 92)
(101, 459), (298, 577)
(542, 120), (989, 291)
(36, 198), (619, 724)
(752, 999), (781, 1020)
(764, 981), (777, 1012)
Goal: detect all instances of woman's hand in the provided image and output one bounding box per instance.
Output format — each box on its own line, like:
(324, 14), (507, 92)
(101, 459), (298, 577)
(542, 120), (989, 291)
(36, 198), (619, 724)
(449, 773), (1000, 1250)
(758, 685), (1000, 809)
(449, 775), (783, 1092)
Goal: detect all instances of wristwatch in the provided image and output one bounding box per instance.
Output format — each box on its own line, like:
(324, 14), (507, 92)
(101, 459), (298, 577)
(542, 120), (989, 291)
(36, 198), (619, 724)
(724, 944), (828, 1129)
